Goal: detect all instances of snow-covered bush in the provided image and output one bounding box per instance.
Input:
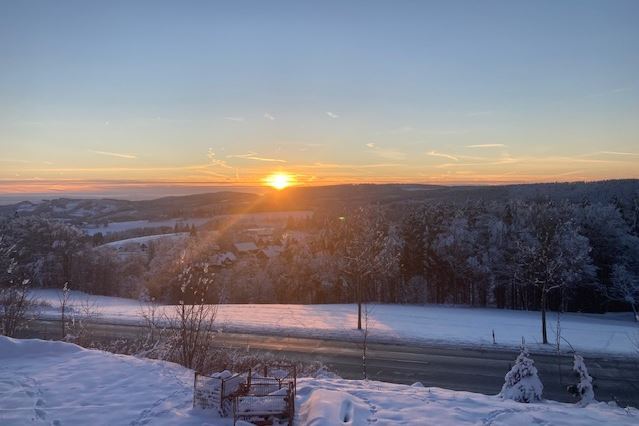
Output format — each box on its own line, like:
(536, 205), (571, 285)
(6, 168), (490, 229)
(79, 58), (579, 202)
(499, 347), (543, 403)
(569, 354), (595, 406)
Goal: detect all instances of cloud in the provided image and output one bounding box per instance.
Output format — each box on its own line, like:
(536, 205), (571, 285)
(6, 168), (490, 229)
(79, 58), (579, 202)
(227, 152), (287, 163)
(427, 151), (459, 161)
(365, 143), (406, 160)
(299, 162), (400, 169)
(263, 112), (275, 121)
(326, 111), (339, 119)
(207, 149), (234, 169)
(223, 117), (245, 122)
(594, 151), (639, 157)
(466, 144), (507, 148)
(90, 150), (136, 159)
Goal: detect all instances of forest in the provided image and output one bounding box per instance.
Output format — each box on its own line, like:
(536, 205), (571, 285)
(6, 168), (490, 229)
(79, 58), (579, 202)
(1, 183), (638, 326)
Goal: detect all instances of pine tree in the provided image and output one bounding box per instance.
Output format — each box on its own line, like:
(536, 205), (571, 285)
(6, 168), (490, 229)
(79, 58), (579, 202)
(499, 346), (543, 403)
(569, 354), (595, 406)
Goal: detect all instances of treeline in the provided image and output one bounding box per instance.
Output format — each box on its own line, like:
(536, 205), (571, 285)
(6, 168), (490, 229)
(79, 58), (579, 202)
(1, 195), (638, 321)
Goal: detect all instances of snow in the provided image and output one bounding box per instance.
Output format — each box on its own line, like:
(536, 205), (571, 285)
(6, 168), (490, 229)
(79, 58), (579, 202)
(100, 232), (188, 249)
(573, 354), (596, 406)
(499, 347), (543, 403)
(84, 219), (210, 236)
(297, 378), (638, 426)
(233, 242), (258, 252)
(2, 337), (637, 425)
(0, 337), (219, 425)
(32, 290), (639, 356)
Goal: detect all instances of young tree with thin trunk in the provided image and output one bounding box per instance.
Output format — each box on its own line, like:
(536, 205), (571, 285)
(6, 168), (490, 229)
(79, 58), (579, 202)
(518, 203), (595, 344)
(335, 207), (389, 330)
(0, 235), (36, 337)
(168, 254), (218, 370)
(59, 282), (70, 339)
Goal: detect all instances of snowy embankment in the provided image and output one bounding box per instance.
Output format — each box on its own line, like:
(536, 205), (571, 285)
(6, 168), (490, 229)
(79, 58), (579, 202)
(33, 289), (639, 356)
(1, 337), (637, 425)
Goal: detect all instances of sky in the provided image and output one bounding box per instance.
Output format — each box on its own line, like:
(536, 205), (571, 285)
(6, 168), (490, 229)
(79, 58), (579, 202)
(1, 0), (638, 197)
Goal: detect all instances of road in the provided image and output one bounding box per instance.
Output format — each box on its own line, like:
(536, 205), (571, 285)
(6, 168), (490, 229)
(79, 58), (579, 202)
(23, 319), (639, 407)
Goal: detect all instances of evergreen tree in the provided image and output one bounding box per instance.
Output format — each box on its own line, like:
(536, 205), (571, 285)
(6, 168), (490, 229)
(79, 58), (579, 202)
(499, 346), (543, 403)
(568, 354), (595, 406)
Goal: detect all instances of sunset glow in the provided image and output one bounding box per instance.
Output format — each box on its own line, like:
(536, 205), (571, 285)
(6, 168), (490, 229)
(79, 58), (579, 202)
(264, 173), (294, 190)
(0, 1), (637, 198)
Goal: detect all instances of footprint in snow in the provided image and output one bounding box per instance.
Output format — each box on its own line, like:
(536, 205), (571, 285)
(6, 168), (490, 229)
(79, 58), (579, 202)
(34, 407), (47, 420)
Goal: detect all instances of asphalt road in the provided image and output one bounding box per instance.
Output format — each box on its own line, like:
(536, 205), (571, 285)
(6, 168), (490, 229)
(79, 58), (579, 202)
(22, 320), (639, 407)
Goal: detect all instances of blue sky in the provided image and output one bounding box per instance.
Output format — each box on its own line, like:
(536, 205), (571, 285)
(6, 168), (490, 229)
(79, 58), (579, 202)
(1, 0), (638, 194)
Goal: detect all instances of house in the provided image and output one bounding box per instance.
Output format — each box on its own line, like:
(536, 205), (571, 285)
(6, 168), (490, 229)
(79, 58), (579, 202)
(233, 241), (259, 254)
(243, 227), (275, 244)
(210, 251), (237, 267)
(258, 245), (283, 260)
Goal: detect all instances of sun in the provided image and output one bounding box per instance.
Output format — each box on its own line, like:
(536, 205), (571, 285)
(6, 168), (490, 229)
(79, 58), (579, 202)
(264, 172), (294, 190)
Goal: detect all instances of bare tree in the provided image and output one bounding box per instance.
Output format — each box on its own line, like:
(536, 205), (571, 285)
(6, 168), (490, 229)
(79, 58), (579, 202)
(518, 204), (594, 344)
(0, 278), (35, 337)
(1, 235), (36, 337)
(336, 207), (389, 330)
(58, 282), (71, 339)
(167, 255), (218, 370)
(65, 295), (101, 346)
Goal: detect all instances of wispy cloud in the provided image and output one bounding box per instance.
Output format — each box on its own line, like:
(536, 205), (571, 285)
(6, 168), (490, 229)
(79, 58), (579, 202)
(223, 116), (245, 122)
(90, 150), (137, 159)
(365, 143), (406, 160)
(427, 151), (459, 161)
(207, 149), (234, 169)
(593, 151), (639, 157)
(227, 152), (287, 163)
(466, 144), (506, 148)
(326, 111), (339, 119)
(299, 162), (400, 169)
(263, 112), (275, 121)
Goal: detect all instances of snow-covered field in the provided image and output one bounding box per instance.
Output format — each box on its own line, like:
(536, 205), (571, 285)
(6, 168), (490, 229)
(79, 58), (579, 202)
(33, 290), (639, 356)
(100, 232), (188, 249)
(84, 219), (211, 235)
(1, 337), (637, 425)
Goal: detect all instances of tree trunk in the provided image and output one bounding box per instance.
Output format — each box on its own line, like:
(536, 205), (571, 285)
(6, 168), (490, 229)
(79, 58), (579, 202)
(630, 302), (638, 322)
(541, 290), (548, 344)
(357, 277), (362, 330)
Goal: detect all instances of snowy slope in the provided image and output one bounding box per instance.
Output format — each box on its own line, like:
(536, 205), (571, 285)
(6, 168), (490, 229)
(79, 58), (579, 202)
(1, 337), (637, 425)
(33, 290), (639, 356)
(0, 337), (217, 425)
